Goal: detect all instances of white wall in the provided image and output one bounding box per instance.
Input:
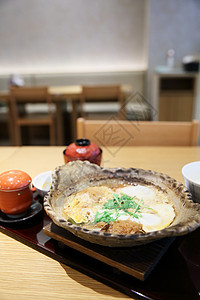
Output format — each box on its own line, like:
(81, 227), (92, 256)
(0, 0), (147, 74)
(1, 0), (200, 125)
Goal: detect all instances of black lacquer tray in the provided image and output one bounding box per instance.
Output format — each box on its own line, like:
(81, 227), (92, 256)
(0, 193), (200, 300)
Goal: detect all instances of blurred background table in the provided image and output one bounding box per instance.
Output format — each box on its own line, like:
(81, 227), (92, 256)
(0, 84), (132, 146)
(49, 85), (82, 144)
(0, 85), (82, 146)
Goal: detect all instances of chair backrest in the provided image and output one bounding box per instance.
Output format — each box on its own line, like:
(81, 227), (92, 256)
(10, 86), (50, 103)
(77, 118), (199, 146)
(82, 85), (121, 101)
(10, 86), (53, 117)
(80, 85), (124, 117)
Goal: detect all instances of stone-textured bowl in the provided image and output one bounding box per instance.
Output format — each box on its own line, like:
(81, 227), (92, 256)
(44, 161), (200, 247)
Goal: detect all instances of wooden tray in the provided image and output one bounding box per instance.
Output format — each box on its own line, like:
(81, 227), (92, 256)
(43, 222), (174, 281)
(0, 194), (199, 299)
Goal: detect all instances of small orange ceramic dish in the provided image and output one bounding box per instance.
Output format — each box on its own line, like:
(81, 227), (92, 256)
(0, 170), (32, 216)
(63, 139), (102, 166)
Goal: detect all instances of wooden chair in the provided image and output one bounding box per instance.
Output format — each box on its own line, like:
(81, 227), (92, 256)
(77, 118), (199, 146)
(10, 86), (56, 146)
(80, 85), (125, 119)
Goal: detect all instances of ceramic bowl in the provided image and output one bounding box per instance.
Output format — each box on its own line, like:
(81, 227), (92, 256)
(63, 139), (102, 166)
(32, 171), (52, 197)
(0, 170), (32, 216)
(182, 161), (200, 203)
(63, 148), (102, 165)
(44, 161), (200, 247)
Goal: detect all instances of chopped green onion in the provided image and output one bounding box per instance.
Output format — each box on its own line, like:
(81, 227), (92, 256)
(94, 193), (149, 224)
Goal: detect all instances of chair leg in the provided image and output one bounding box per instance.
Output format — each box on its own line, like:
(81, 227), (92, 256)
(15, 124), (22, 146)
(55, 102), (64, 145)
(49, 123), (56, 146)
(8, 102), (16, 145)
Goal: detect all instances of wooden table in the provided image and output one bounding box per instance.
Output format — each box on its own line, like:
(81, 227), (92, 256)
(0, 85), (132, 145)
(0, 146), (199, 300)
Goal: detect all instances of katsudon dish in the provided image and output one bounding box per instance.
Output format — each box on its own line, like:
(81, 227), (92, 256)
(62, 184), (176, 235)
(44, 161), (200, 247)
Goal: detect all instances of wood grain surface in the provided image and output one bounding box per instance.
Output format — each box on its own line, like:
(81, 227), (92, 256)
(0, 146), (200, 299)
(43, 222), (174, 281)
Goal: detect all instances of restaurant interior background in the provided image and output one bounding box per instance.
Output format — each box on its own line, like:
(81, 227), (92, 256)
(0, 0), (200, 145)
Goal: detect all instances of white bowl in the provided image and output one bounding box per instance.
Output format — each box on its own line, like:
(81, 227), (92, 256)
(182, 161), (200, 203)
(32, 171), (52, 197)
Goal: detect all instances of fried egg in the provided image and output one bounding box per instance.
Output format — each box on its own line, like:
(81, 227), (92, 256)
(115, 185), (175, 232)
(116, 185), (155, 203)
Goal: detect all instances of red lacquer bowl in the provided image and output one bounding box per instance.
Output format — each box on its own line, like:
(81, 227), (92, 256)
(63, 139), (102, 166)
(0, 170), (32, 215)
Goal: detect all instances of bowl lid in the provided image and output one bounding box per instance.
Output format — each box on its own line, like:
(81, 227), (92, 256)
(65, 139), (100, 159)
(0, 170), (32, 190)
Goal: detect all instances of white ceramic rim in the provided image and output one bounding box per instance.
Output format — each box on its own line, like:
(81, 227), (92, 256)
(182, 161), (200, 187)
(32, 170), (52, 192)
